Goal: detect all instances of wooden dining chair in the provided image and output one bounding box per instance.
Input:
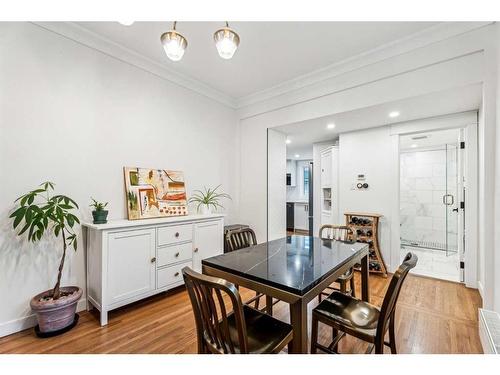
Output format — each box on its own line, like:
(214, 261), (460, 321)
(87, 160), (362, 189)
(318, 225), (357, 300)
(225, 228), (279, 313)
(182, 267), (293, 354)
(310, 252), (417, 354)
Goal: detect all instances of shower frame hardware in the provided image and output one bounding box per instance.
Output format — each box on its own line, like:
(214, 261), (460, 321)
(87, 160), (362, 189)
(442, 194), (454, 206)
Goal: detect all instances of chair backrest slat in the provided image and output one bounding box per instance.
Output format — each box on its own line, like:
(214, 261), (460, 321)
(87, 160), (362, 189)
(182, 266), (249, 354)
(376, 252), (417, 343)
(319, 224), (356, 242)
(226, 228), (257, 252)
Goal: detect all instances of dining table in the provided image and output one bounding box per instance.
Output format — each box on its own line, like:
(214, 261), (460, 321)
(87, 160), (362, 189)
(202, 235), (370, 354)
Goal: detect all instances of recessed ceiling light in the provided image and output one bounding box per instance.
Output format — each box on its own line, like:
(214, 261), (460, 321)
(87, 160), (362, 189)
(327, 123), (336, 129)
(389, 111), (400, 118)
(411, 144), (418, 148)
(295, 154), (300, 158)
(286, 139), (291, 144)
(118, 20), (135, 26)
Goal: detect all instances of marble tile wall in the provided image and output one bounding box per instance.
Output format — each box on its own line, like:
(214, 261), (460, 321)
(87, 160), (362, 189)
(400, 149), (458, 250)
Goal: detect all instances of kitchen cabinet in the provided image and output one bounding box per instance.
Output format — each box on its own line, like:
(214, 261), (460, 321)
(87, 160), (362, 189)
(286, 159), (297, 186)
(294, 202), (309, 231)
(83, 214), (224, 326)
(320, 149), (332, 187)
(319, 146), (339, 226)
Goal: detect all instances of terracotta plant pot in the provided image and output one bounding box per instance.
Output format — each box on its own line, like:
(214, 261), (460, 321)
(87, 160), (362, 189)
(30, 286), (82, 333)
(92, 210), (108, 224)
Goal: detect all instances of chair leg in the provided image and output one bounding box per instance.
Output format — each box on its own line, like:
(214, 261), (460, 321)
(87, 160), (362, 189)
(340, 280), (347, 294)
(350, 276), (356, 297)
(254, 291), (260, 310)
(318, 294), (322, 302)
(331, 328), (339, 352)
(389, 314), (397, 354)
(375, 336), (384, 354)
(265, 295), (273, 315)
(310, 314), (319, 354)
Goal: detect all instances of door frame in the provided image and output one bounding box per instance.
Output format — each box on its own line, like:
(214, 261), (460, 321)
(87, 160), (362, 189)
(390, 112), (478, 288)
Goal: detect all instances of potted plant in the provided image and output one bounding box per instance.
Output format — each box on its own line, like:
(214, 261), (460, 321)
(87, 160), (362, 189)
(90, 197), (108, 224)
(188, 185), (231, 214)
(9, 182), (82, 335)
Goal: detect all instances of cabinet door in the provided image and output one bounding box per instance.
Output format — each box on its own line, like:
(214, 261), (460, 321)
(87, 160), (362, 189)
(107, 228), (156, 305)
(193, 220), (223, 272)
(294, 204), (308, 231)
(321, 150), (332, 187)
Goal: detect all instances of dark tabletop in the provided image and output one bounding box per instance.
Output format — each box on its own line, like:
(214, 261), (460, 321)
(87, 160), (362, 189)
(202, 235), (368, 295)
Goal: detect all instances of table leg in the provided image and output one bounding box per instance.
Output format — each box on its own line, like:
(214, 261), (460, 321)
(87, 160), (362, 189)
(361, 253), (370, 302)
(288, 299), (307, 353)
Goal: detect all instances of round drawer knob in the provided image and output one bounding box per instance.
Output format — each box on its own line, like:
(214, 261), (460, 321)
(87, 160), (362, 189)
(175, 252), (180, 257)
(175, 232), (180, 238)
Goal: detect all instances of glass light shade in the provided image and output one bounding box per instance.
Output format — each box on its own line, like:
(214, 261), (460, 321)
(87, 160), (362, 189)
(161, 30), (187, 62)
(214, 27), (240, 59)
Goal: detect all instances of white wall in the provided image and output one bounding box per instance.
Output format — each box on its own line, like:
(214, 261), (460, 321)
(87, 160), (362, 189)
(339, 127), (399, 270)
(0, 23), (238, 336)
(267, 129), (286, 240)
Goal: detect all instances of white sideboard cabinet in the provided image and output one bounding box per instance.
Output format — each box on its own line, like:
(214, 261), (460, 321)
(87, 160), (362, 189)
(83, 214), (224, 326)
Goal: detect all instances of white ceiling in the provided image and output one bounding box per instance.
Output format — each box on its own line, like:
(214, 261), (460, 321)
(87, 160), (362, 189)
(76, 21), (438, 99)
(277, 83), (482, 159)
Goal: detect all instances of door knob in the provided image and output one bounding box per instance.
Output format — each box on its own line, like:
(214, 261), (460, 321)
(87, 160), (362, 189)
(175, 252), (180, 257)
(174, 272), (180, 277)
(194, 247), (199, 253)
(175, 232), (180, 238)
(151, 257), (156, 263)
(452, 208), (459, 212)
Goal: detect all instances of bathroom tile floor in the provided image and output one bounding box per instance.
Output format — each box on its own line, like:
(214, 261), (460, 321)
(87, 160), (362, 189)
(400, 246), (460, 282)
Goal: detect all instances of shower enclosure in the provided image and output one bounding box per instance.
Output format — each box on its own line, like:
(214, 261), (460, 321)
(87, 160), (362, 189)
(400, 139), (462, 281)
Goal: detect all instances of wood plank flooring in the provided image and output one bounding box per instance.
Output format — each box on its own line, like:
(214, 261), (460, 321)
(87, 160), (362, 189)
(0, 274), (483, 354)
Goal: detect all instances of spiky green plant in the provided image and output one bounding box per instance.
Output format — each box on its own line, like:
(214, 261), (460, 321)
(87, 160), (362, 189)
(90, 197), (108, 211)
(188, 185), (231, 212)
(9, 182), (79, 300)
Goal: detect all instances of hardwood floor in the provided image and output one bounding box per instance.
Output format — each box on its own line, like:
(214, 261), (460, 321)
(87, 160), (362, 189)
(0, 274), (482, 354)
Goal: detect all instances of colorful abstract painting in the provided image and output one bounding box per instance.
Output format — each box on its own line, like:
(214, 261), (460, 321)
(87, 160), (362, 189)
(124, 167), (188, 220)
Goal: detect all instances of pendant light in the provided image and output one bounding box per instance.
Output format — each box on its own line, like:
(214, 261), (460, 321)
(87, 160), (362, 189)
(160, 21), (187, 62)
(213, 22), (240, 60)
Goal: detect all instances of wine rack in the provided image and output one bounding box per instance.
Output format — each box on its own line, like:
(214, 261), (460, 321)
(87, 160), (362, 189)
(344, 212), (387, 277)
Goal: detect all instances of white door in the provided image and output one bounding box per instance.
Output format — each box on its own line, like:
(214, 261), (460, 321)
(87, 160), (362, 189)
(107, 228), (156, 305)
(193, 220), (223, 272)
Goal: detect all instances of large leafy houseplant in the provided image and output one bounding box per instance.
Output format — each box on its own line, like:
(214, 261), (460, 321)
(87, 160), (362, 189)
(188, 185), (231, 214)
(9, 181), (82, 334)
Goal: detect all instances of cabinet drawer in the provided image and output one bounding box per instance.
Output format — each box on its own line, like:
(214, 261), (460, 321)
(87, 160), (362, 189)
(157, 261), (191, 289)
(157, 224), (193, 246)
(157, 242), (192, 267)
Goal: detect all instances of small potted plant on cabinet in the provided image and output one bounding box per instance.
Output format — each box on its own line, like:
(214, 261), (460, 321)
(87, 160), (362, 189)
(90, 197), (108, 224)
(9, 182), (82, 335)
(188, 185), (231, 214)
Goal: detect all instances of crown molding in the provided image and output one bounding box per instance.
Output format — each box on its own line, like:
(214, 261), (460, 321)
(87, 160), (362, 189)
(236, 22), (493, 110)
(31, 22), (237, 109)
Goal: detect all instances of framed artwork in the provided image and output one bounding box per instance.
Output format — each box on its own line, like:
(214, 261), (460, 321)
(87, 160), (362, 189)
(124, 167), (188, 220)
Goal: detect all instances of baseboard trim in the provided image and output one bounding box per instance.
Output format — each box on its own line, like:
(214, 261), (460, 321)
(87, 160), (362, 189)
(478, 280), (484, 300)
(0, 298), (87, 338)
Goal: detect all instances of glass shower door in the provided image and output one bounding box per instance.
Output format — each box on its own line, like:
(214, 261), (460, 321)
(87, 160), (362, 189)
(444, 144), (458, 257)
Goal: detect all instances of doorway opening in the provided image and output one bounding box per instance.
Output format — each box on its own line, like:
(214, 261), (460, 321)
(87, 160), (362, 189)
(399, 128), (464, 282)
